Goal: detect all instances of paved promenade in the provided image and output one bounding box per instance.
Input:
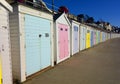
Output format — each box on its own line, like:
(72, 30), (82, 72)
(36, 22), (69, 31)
(23, 38), (120, 84)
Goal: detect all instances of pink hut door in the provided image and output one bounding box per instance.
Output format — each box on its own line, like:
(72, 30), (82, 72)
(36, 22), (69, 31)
(64, 26), (69, 58)
(58, 24), (69, 60)
(58, 26), (64, 60)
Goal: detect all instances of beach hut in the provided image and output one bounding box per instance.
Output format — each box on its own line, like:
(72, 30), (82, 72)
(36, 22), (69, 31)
(86, 27), (91, 49)
(107, 33), (109, 39)
(96, 30), (99, 44)
(102, 32), (104, 42)
(70, 20), (80, 55)
(105, 32), (107, 41)
(98, 31), (101, 43)
(80, 24), (86, 50)
(95, 30), (98, 44)
(9, 3), (54, 82)
(103, 32), (105, 41)
(54, 13), (71, 64)
(93, 30), (97, 45)
(111, 33), (113, 39)
(90, 28), (94, 47)
(108, 33), (111, 39)
(0, 1), (13, 84)
(106, 33), (108, 40)
(105, 33), (107, 41)
(100, 31), (103, 42)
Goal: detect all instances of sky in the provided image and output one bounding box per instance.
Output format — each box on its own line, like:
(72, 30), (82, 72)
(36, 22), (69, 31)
(43, 0), (120, 27)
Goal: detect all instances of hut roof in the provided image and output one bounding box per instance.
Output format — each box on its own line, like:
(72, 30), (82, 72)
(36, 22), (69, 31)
(0, 0), (13, 12)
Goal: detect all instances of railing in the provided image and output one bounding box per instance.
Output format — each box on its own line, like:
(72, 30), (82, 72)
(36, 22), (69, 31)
(25, 0), (44, 8)
(9, 0), (52, 13)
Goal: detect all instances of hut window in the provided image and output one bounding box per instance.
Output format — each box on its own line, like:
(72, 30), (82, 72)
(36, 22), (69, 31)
(45, 33), (49, 37)
(60, 28), (63, 31)
(77, 28), (78, 31)
(74, 26), (78, 31)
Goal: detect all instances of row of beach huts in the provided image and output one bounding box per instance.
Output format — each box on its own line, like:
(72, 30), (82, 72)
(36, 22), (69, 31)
(0, 1), (120, 84)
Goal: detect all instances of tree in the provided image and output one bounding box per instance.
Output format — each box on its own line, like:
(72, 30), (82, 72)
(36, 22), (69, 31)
(86, 17), (94, 23)
(77, 14), (84, 23)
(77, 14), (84, 18)
(58, 6), (69, 14)
(96, 21), (100, 25)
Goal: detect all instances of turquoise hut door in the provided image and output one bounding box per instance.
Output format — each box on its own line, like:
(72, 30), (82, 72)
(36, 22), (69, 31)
(25, 15), (51, 76)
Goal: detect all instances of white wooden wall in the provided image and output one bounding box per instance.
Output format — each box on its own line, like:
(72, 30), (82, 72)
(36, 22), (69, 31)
(0, 4), (12, 84)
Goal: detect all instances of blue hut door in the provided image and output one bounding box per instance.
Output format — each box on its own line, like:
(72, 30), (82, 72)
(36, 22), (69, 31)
(91, 31), (93, 46)
(25, 15), (51, 76)
(98, 31), (100, 43)
(73, 26), (79, 54)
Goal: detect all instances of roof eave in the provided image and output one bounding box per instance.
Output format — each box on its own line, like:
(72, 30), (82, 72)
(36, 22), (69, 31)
(0, 0), (13, 12)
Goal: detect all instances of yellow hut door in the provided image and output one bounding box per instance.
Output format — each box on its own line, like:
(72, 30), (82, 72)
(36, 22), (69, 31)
(86, 30), (90, 48)
(0, 54), (2, 84)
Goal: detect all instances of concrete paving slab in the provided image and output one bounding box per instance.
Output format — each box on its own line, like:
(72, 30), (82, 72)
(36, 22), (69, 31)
(23, 38), (120, 84)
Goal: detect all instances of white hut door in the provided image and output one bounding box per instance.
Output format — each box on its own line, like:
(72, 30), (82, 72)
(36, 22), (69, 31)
(73, 26), (78, 54)
(80, 27), (85, 50)
(83, 27), (86, 49)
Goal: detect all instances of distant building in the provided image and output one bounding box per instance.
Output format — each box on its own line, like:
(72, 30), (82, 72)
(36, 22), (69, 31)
(104, 22), (112, 31)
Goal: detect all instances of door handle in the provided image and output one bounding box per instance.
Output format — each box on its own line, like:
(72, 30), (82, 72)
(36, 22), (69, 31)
(39, 34), (42, 38)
